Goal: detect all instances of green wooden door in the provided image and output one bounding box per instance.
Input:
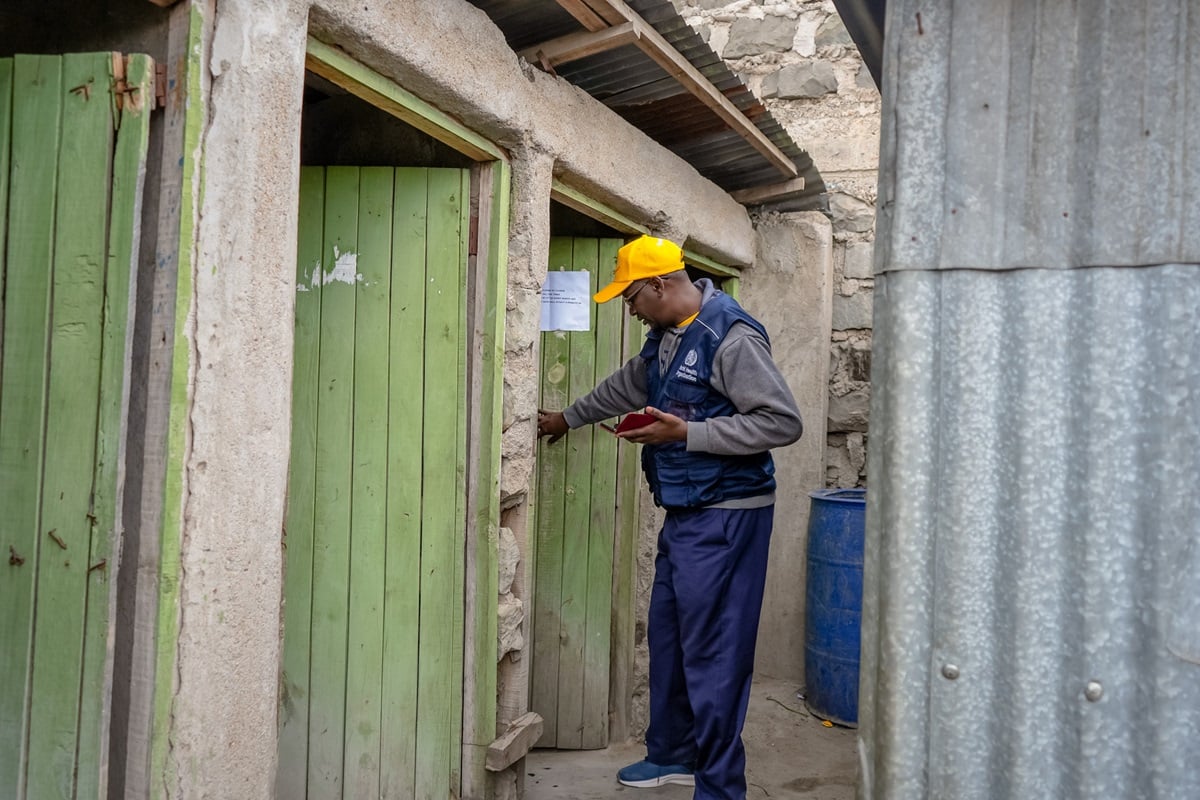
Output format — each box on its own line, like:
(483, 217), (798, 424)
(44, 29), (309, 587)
(532, 237), (641, 749)
(278, 166), (469, 799)
(0, 53), (153, 799)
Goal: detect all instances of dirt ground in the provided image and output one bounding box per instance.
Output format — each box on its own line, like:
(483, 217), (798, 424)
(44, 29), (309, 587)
(523, 675), (859, 799)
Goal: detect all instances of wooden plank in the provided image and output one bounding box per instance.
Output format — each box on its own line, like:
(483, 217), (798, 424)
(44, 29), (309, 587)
(550, 181), (647, 237)
(609, 308), (643, 743)
(581, 239), (622, 748)
(0, 58), (11, 371)
(307, 166), (359, 799)
(449, 168), (470, 793)
(555, 238), (599, 750)
(342, 167), (393, 798)
(379, 167), (428, 799)
(549, 180), (740, 279)
(462, 160), (508, 799)
(305, 38), (503, 163)
(76, 52), (154, 800)
(277, 166), (325, 799)
(118, 15), (190, 796)
(518, 23), (639, 68)
(684, 249), (742, 280)
(531, 237), (575, 748)
(729, 177), (807, 206)
(485, 712), (545, 772)
(553, 0), (611, 30)
(150, 6), (207, 794)
(25, 51), (114, 800)
(0, 53), (61, 800)
(415, 167), (466, 797)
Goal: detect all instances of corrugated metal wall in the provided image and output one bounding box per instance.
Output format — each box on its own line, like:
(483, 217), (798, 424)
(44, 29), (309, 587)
(861, 1), (1200, 797)
(875, 0), (1200, 273)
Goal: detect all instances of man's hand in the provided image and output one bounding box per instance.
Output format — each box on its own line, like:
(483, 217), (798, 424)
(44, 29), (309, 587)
(615, 406), (687, 445)
(537, 409), (569, 444)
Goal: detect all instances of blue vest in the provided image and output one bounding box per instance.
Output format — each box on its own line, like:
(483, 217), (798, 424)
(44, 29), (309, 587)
(640, 291), (776, 510)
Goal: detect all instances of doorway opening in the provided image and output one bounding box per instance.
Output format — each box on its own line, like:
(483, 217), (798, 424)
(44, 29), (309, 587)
(278, 48), (507, 799)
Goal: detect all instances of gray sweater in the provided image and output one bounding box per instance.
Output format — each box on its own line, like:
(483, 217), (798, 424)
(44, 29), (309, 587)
(563, 280), (803, 458)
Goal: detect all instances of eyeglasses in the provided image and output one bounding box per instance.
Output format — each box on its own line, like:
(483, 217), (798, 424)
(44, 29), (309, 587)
(623, 280), (650, 308)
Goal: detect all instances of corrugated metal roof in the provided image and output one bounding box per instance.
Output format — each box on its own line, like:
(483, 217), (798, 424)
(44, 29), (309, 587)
(463, 0), (824, 203)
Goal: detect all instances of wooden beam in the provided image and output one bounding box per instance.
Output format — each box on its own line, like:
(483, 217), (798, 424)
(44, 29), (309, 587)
(552, 0), (798, 179)
(549, 181), (742, 277)
(518, 23), (638, 68)
(485, 712), (544, 772)
(305, 37), (505, 163)
(729, 176), (808, 205)
(555, 0), (610, 31)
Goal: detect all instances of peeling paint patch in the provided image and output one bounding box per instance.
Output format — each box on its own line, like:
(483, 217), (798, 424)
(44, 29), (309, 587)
(325, 246), (361, 285)
(297, 250), (369, 291)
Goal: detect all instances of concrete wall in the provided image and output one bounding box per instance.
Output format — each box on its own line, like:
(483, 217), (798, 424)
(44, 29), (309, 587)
(162, 0), (763, 795)
(746, 213), (834, 680)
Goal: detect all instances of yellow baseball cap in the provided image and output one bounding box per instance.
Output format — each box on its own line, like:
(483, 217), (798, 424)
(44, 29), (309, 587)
(593, 236), (685, 303)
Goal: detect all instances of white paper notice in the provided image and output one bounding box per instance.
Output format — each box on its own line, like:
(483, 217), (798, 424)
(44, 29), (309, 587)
(540, 270), (591, 332)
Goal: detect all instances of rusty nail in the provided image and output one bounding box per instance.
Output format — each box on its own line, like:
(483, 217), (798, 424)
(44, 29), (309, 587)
(88, 559), (107, 574)
(9, 545), (24, 566)
(916, 12), (924, 35)
(48, 529), (67, 550)
(70, 82), (92, 101)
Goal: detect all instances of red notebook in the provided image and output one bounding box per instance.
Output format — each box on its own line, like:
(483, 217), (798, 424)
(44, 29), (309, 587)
(614, 412), (657, 433)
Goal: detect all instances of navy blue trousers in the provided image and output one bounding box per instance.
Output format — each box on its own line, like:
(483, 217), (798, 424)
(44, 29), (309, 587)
(644, 505), (774, 800)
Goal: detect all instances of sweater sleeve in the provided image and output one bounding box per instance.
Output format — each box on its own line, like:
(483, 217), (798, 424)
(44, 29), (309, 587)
(686, 323), (803, 455)
(562, 355), (649, 428)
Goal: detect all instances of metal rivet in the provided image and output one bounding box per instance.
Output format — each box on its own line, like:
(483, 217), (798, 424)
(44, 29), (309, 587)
(941, 663), (960, 680)
(1084, 681), (1103, 702)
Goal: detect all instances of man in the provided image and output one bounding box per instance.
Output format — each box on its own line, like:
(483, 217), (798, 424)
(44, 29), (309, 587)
(537, 235), (802, 800)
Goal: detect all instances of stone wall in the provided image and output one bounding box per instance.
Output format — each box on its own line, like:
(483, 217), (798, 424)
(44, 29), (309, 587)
(674, 0), (879, 488)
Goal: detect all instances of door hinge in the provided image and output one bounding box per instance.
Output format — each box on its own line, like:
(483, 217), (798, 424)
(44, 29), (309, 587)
(155, 62), (167, 108)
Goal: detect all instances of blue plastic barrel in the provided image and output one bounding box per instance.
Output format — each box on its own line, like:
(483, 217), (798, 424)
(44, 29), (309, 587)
(803, 488), (866, 727)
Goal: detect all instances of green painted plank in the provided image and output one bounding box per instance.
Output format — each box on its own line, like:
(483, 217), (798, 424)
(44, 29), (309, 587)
(684, 249), (741, 280)
(0, 58), (11, 382)
(610, 307), (643, 742)
(449, 168), (470, 792)
(277, 166), (326, 799)
(343, 167), (393, 798)
(305, 38), (503, 163)
(76, 53), (154, 800)
(307, 166), (360, 798)
(581, 239), (622, 748)
(463, 160), (507, 791)
(531, 237), (575, 747)
(415, 167), (466, 797)
(379, 167), (428, 799)
(25, 51), (115, 800)
(555, 238), (599, 749)
(550, 181), (648, 237)
(0, 53), (61, 800)
(151, 8), (207, 795)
